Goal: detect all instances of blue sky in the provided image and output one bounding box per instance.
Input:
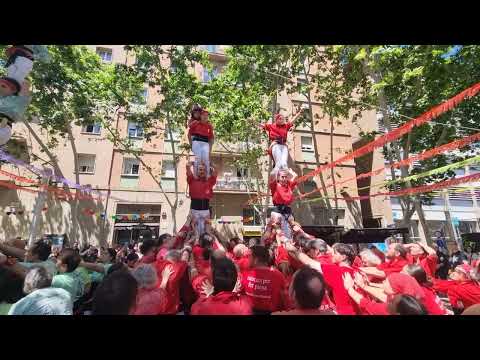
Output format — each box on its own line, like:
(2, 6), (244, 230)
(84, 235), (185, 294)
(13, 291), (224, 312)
(442, 45), (462, 58)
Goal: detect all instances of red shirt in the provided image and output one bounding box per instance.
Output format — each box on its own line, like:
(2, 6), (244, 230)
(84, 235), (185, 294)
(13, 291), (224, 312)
(263, 122), (293, 143)
(269, 179), (297, 206)
(234, 256), (251, 273)
(316, 254), (333, 265)
(433, 279), (480, 309)
(377, 256), (409, 276)
(421, 285), (448, 315)
(132, 287), (169, 315)
(192, 245), (204, 262)
(321, 263), (358, 315)
(155, 259), (188, 314)
(241, 266), (287, 312)
(188, 120), (214, 140)
(358, 297), (390, 315)
(191, 291), (252, 315)
(188, 173), (217, 200)
(416, 254), (438, 279)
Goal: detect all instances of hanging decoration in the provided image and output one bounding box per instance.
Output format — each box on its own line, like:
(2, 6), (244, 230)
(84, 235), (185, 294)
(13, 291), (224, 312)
(299, 172), (480, 204)
(340, 154), (480, 192)
(297, 131), (480, 199)
(295, 81), (480, 185)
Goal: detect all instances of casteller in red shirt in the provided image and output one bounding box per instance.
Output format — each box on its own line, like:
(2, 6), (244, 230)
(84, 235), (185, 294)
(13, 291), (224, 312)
(187, 173), (216, 200)
(191, 291), (252, 315)
(269, 179), (297, 206)
(156, 259), (188, 314)
(321, 263), (358, 315)
(188, 120), (214, 140)
(263, 122), (293, 144)
(433, 279), (480, 310)
(241, 266), (287, 313)
(377, 256), (409, 276)
(409, 253), (438, 279)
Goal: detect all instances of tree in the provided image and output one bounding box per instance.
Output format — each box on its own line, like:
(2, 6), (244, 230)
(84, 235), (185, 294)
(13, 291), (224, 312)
(331, 45), (480, 244)
(106, 45), (211, 233)
(1, 45), (145, 246)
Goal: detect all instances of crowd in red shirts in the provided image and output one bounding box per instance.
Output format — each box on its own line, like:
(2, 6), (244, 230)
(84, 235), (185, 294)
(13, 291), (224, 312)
(2, 210), (480, 316)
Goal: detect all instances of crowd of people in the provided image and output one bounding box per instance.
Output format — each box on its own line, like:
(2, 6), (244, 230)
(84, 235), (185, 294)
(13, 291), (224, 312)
(1, 217), (480, 316)
(1, 104), (480, 316)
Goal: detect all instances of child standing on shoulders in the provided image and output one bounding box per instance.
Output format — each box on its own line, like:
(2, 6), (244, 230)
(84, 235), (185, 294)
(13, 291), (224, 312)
(188, 109), (214, 177)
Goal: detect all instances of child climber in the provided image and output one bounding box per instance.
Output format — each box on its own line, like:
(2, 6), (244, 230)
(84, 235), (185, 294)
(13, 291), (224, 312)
(261, 108), (304, 176)
(188, 109), (214, 177)
(0, 45), (50, 146)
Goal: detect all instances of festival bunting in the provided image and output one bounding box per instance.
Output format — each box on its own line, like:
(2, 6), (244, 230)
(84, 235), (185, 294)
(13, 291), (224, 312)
(295, 81), (480, 185)
(299, 172), (480, 204)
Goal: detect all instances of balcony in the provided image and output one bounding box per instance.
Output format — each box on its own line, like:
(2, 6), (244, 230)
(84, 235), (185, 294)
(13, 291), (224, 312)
(212, 141), (249, 155)
(214, 176), (256, 193)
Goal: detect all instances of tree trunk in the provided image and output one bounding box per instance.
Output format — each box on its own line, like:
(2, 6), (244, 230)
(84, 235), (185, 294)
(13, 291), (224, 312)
(66, 124), (82, 247)
(28, 172), (51, 248)
(304, 75), (335, 224)
(166, 114), (178, 233)
(329, 116), (339, 225)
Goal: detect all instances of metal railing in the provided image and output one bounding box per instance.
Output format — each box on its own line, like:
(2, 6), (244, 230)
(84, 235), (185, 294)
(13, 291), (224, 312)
(214, 177), (255, 192)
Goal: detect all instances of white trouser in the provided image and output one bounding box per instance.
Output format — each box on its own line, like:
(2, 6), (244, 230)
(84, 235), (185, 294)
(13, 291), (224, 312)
(0, 124), (12, 146)
(191, 209), (210, 235)
(271, 143), (288, 174)
(7, 56), (33, 85)
(192, 140), (210, 177)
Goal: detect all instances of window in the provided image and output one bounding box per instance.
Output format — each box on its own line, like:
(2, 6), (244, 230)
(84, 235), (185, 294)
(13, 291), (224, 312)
(77, 154), (96, 174)
(162, 160), (176, 179)
(122, 158), (140, 176)
(237, 167), (249, 178)
(302, 169), (317, 194)
(128, 121), (144, 138)
(96, 47), (112, 63)
(242, 207), (261, 226)
(164, 125), (181, 141)
(81, 123), (101, 135)
(469, 166), (480, 174)
(203, 66), (219, 83)
(454, 168), (466, 176)
(301, 136), (313, 152)
(205, 45), (219, 53)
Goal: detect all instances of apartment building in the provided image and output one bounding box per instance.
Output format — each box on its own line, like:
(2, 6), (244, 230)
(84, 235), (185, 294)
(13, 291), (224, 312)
(0, 45), (393, 246)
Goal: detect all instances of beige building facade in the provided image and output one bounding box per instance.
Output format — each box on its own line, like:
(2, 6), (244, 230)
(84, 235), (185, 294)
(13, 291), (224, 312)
(0, 45), (393, 246)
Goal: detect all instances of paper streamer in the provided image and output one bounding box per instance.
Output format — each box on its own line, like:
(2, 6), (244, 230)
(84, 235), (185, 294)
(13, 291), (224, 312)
(295, 81), (480, 185)
(348, 154), (480, 192)
(0, 149), (130, 202)
(248, 131), (480, 205)
(301, 172), (480, 203)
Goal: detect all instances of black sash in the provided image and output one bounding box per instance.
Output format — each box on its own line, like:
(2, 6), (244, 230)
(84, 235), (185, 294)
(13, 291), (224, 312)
(191, 199), (210, 210)
(192, 134), (210, 143)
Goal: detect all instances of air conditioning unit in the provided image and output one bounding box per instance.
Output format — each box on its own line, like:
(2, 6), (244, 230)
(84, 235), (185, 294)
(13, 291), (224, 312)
(302, 145), (313, 151)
